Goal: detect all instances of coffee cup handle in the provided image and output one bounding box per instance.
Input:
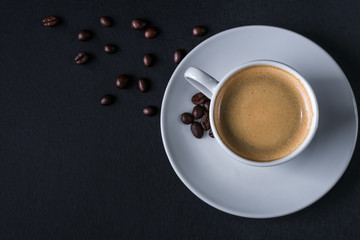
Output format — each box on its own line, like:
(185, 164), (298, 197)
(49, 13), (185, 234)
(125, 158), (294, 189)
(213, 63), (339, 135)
(184, 67), (219, 99)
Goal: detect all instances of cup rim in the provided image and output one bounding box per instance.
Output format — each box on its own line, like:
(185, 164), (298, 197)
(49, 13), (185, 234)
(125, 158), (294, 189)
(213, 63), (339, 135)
(209, 60), (319, 167)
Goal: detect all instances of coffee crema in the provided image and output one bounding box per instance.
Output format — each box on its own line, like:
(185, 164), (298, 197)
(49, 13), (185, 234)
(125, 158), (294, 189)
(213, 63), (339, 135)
(213, 65), (313, 162)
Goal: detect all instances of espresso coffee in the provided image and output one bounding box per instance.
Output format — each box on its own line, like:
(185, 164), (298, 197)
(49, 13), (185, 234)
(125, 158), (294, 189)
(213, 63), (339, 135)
(213, 65), (313, 162)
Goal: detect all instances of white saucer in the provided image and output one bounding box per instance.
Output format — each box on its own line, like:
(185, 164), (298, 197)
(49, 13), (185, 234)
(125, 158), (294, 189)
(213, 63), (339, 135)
(160, 26), (358, 218)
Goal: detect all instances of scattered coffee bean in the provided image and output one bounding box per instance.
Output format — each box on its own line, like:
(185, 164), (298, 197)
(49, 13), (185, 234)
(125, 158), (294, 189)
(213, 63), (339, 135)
(209, 129), (214, 138)
(181, 113), (194, 124)
(174, 49), (186, 64)
(191, 92), (207, 105)
(192, 26), (207, 36)
(100, 95), (114, 106)
(144, 27), (157, 39)
(143, 54), (154, 67)
(204, 100), (210, 111)
(75, 52), (89, 64)
(43, 16), (59, 27)
(100, 16), (112, 27)
(143, 106), (156, 116)
(191, 122), (204, 138)
(115, 74), (130, 89)
(192, 105), (204, 119)
(201, 111), (210, 130)
(131, 19), (147, 30)
(78, 30), (91, 41)
(138, 78), (149, 92)
(104, 44), (117, 54)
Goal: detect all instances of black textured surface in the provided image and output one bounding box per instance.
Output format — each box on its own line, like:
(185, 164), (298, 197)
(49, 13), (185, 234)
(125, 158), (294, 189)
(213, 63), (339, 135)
(1, 0), (360, 239)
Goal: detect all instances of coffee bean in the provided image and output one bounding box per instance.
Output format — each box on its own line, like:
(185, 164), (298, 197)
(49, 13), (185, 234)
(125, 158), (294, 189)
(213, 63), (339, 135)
(201, 111), (210, 130)
(143, 106), (156, 116)
(43, 16), (59, 27)
(143, 54), (154, 67)
(115, 74), (129, 89)
(144, 27), (157, 39)
(191, 122), (203, 138)
(75, 52), (89, 64)
(204, 100), (210, 111)
(191, 92), (207, 105)
(192, 26), (207, 36)
(138, 78), (149, 92)
(192, 105), (204, 119)
(209, 129), (214, 138)
(101, 95), (114, 106)
(100, 16), (112, 27)
(181, 113), (194, 124)
(174, 49), (186, 64)
(131, 19), (147, 30)
(78, 30), (91, 41)
(104, 44), (117, 54)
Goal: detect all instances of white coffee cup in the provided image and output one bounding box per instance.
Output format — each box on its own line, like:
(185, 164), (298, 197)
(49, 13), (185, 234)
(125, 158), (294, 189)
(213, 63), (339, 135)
(184, 60), (319, 167)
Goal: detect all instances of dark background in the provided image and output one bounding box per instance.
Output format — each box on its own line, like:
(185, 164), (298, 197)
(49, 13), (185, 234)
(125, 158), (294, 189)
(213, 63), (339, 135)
(0, 0), (359, 239)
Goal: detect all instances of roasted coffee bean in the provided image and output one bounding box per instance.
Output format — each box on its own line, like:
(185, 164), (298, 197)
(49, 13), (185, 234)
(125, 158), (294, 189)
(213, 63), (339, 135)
(78, 30), (91, 41)
(43, 16), (59, 27)
(75, 52), (89, 64)
(181, 113), (194, 124)
(144, 27), (157, 39)
(204, 100), (210, 111)
(143, 54), (154, 67)
(100, 16), (112, 27)
(115, 74), (129, 89)
(131, 19), (147, 30)
(104, 44), (117, 54)
(191, 122), (204, 138)
(192, 26), (207, 36)
(143, 106), (156, 116)
(174, 49), (186, 64)
(138, 78), (149, 92)
(100, 95), (114, 106)
(192, 105), (204, 119)
(209, 129), (214, 138)
(191, 92), (207, 105)
(201, 111), (210, 130)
